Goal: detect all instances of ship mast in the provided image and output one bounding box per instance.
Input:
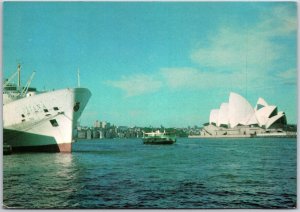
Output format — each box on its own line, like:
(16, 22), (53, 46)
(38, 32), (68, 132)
(17, 64), (21, 90)
(77, 68), (80, 87)
(21, 71), (36, 96)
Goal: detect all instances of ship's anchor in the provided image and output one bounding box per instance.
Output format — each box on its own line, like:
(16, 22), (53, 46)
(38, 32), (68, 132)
(73, 102), (80, 112)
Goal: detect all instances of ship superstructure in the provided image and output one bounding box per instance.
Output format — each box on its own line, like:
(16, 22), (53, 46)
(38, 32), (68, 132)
(3, 65), (91, 152)
(142, 130), (176, 144)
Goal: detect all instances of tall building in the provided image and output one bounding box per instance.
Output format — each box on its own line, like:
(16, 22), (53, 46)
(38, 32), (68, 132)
(94, 120), (100, 128)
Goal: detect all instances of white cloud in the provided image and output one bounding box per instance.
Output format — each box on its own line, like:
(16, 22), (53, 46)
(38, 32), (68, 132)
(107, 5), (296, 96)
(190, 5), (296, 90)
(276, 68), (297, 84)
(278, 68), (297, 79)
(190, 26), (280, 73)
(160, 67), (245, 90)
(258, 5), (297, 36)
(160, 67), (199, 89)
(106, 74), (162, 97)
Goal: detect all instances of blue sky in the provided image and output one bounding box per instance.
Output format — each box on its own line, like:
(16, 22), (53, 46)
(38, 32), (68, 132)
(3, 2), (297, 127)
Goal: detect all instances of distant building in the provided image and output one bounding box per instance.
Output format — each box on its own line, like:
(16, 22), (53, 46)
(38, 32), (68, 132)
(99, 130), (104, 139)
(100, 121), (111, 129)
(105, 122), (111, 129)
(92, 130), (100, 139)
(77, 130), (86, 139)
(94, 120), (100, 128)
(86, 129), (92, 139)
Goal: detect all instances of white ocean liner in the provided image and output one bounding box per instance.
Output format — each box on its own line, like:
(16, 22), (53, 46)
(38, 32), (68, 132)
(3, 65), (91, 152)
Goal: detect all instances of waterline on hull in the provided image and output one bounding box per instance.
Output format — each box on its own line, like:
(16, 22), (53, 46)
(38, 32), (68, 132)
(12, 143), (72, 153)
(4, 129), (73, 153)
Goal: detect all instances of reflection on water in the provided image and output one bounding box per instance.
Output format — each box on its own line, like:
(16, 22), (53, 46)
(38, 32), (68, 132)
(3, 153), (79, 208)
(3, 138), (297, 209)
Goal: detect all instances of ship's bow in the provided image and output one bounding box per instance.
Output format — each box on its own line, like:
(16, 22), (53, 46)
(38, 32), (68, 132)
(67, 88), (92, 151)
(3, 87), (91, 153)
(45, 87), (92, 152)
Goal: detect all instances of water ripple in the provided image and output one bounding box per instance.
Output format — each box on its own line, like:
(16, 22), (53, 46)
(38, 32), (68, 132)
(3, 138), (297, 209)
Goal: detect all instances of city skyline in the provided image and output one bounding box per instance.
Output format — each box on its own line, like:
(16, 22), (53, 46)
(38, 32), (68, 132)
(3, 2), (297, 127)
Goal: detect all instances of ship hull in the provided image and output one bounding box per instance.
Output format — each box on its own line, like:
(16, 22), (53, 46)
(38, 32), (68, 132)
(143, 136), (176, 145)
(4, 128), (72, 152)
(3, 88), (91, 153)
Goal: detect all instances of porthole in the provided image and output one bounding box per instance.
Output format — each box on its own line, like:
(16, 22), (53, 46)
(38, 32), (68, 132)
(50, 119), (59, 127)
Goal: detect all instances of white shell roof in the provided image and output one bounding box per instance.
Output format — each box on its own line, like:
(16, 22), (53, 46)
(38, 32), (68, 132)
(255, 105), (277, 127)
(228, 92), (256, 128)
(208, 92), (286, 129)
(255, 97), (269, 111)
(247, 113), (259, 125)
(217, 103), (229, 127)
(209, 109), (219, 124)
(266, 113), (286, 128)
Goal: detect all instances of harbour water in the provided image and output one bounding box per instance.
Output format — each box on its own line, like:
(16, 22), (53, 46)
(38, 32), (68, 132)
(3, 138), (296, 209)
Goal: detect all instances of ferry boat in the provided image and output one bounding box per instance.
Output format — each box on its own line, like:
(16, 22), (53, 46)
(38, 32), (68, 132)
(142, 130), (176, 144)
(3, 65), (91, 152)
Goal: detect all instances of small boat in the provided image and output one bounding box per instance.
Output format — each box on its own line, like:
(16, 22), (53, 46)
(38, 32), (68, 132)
(142, 130), (176, 144)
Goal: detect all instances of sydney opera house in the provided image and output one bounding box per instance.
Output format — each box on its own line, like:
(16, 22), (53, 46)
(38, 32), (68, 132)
(200, 92), (288, 137)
